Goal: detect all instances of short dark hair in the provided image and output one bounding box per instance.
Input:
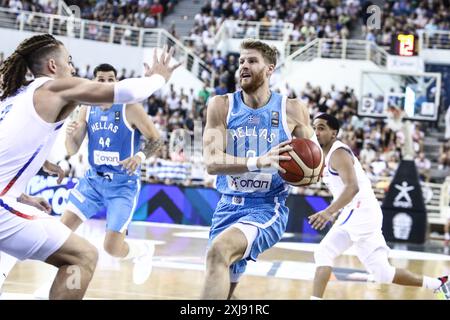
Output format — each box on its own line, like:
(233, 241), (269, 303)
(93, 63), (117, 77)
(314, 113), (340, 133)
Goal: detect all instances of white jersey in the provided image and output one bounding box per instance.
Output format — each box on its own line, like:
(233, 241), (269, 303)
(320, 140), (387, 255)
(322, 140), (378, 205)
(0, 77), (64, 198)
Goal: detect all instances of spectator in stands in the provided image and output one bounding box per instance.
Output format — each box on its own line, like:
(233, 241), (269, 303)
(445, 105), (450, 141)
(166, 91), (181, 116)
(415, 152), (431, 182)
(146, 95), (163, 117)
(198, 83), (211, 104)
(412, 123), (424, 153)
(360, 142), (377, 166)
(150, 0), (164, 27)
(438, 140), (450, 170)
(214, 81), (228, 95)
(211, 50), (226, 70)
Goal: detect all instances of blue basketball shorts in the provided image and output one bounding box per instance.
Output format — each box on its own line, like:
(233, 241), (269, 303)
(209, 194), (289, 280)
(66, 169), (140, 233)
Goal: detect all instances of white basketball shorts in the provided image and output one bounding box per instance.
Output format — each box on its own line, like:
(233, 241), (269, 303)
(0, 196), (71, 261)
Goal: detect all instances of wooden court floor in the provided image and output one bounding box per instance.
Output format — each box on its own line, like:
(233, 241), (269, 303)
(2, 219), (450, 300)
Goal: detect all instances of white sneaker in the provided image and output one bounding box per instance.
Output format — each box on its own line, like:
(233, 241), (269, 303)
(132, 242), (155, 285)
(33, 281), (52, 300)
(0, 272), (6, 297)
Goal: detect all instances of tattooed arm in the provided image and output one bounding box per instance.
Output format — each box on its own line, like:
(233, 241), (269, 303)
(119, 103), (163, 175)
(139, 136), (164, 159)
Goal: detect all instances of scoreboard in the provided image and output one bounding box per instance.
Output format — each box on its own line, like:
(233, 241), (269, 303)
(392, 33), (417, 56)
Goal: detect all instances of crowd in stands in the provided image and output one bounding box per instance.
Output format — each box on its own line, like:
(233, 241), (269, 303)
(184, 0), (361, 77)
(186, 0), (360, 50)
(0, 0), (181, 45)
(0, 0), (58, 14)
(65, 0), (177, 28)
(362, 0), (450, 51)
(0, 0), (178, 28)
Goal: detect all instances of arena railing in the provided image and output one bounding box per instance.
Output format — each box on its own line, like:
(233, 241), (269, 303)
(418, 29), (450, 50)
(0, 7), (213, 85)
(285, 38), (388, 67)
(213, 19), (294, 44)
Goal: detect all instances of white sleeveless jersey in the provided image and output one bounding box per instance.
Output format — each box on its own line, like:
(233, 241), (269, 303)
(0, 77), (64, 198)
(322, 140), (377, 204)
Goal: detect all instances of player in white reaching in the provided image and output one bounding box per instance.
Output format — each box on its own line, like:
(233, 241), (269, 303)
(309, 113), (449, 300)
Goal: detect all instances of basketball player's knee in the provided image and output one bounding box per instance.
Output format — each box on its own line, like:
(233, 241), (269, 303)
(79, 243), (98, 274)
(368, 261), (395, 284)
(207, 242), (231, 267)
(314, 245), (336, 267)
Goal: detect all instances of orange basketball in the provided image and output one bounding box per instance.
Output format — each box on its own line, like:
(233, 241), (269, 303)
(279, 138), (324, 186)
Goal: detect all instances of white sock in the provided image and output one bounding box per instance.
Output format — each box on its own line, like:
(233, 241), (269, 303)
(121, 241), (147, 260)
(422, 276), (442, 290)
(310, 296), (323, 300)
(0, 252), (18, 287)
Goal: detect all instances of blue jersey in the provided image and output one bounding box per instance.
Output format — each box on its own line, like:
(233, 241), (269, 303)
(86, 104), (141, 175)
(216, 91), (291, 198)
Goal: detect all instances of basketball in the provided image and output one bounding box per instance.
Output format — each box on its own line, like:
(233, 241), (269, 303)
(279, 138), (324, 186)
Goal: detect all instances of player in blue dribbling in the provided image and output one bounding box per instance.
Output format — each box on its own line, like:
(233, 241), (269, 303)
(201, 39), (323, 299)
(33, 63), (166, 297)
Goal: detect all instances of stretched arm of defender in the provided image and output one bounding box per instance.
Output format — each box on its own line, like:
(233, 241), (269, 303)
(309, 149), (359, 230)
(203, 96), (292, 175)
(119, 103), (163, 175)
(65, 106), (88, 156)
(51, 47), (181, 105)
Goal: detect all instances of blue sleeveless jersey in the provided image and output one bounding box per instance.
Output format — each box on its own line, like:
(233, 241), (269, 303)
(215, 91), (291, 198)
(86, 104), (141, 175)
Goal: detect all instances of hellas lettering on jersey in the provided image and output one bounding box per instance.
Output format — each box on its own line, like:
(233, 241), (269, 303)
(227, 173), (272, 192)
(94, 150), (120, 166)
(228, 127), (277, 144)
(91, 121), (119, 133)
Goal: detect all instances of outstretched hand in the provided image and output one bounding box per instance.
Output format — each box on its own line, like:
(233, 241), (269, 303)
(144, 46), (183, 82)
